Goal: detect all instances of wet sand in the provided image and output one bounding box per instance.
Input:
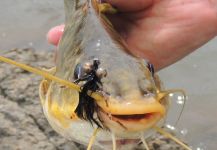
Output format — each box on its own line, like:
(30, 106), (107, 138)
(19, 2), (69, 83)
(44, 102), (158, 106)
(0, 0), (216, 149)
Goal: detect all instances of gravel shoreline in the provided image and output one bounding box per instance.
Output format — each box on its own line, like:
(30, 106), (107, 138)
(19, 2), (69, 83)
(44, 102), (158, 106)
(0, 48), (186, 150)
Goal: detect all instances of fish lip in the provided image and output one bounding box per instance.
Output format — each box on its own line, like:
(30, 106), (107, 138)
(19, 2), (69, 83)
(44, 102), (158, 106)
(95, 96), (166, 116)
(95, 96), (166, 132)
(99, 108), (162, 123)
(99, 108), (161, 122)
(98, 108), (162, 133)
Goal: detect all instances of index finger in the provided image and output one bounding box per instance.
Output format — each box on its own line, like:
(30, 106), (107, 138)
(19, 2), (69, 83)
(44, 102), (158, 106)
(47, 25), (65, 46)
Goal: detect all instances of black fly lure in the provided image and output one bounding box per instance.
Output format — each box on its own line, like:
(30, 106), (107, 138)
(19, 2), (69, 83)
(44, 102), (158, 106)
(73, 58), (107, 128)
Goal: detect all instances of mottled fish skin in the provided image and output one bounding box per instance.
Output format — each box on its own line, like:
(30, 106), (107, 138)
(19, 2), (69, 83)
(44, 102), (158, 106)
(56, 0), (157, 100)
(38, 0), (169, 149)
(0, 0), (186, 149)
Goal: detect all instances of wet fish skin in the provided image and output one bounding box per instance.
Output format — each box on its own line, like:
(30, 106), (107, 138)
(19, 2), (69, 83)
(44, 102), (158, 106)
(56, 0), (156, 101)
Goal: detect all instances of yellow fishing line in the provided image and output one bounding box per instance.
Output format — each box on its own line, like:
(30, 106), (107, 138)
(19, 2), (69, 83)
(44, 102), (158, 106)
(153, 126), (192, 150)
(0, 56), (80, 91)
(0, 56), (104, 101)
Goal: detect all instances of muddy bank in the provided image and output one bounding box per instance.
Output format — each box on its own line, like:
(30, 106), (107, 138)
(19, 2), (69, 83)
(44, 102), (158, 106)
(0, 49), (185, 150)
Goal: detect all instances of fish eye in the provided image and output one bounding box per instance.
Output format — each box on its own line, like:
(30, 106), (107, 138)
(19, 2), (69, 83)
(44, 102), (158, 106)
(147, 62), (155, 75)
(74, 63), (85, 80)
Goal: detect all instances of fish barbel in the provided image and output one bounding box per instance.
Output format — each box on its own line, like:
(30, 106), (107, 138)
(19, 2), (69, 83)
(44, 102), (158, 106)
(0, 0), (191, 149)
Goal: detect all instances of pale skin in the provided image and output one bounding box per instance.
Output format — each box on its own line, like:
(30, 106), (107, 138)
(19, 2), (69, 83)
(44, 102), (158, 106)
(47, 0), (217, 71)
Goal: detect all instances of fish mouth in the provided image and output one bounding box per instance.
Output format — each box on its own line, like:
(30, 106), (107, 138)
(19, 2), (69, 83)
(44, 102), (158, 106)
(111, 113), (157, 121)
(96, 96), (166, 134)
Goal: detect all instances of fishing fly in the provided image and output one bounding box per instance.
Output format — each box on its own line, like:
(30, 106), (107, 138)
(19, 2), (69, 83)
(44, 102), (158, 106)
(74, 58), (107, 128)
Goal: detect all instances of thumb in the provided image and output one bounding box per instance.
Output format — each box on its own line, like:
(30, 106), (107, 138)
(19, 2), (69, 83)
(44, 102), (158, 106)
(47, 24), (65, 46)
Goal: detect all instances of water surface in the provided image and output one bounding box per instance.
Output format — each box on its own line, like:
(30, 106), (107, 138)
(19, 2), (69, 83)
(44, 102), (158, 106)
(0, 0), (64, 50)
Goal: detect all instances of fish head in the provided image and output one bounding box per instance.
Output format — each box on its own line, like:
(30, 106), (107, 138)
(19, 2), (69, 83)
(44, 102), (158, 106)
(71, 55), (169, 136)
(39, 0), (170, 138)
(93, 58), (168, 136)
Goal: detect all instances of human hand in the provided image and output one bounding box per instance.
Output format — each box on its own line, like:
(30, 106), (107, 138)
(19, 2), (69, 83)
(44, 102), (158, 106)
(47, 0), (217, 70)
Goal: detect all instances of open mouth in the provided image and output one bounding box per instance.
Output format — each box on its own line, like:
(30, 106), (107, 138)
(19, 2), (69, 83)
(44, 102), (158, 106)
(98, 108), (162, 134)
(96, 96), (166, 133)
(111, 113), (157, 121)
(101, 110), (161, 123)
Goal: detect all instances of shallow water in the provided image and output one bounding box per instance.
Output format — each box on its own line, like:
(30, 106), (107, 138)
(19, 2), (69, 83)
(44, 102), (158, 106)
(0, 0), (216, 149)
(0, 0), (64, 50)
(160, 39), (217, 150)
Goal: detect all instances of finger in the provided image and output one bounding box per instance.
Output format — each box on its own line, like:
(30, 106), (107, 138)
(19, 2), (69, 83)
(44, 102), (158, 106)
(104, 0), (153, 12)
(47, 24), (65, 46)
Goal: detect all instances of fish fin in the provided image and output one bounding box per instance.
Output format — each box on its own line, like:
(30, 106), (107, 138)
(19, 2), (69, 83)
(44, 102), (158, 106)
(87, 128), (100, 150)
(47, 83), (79, 128)
(153, 126), (192, 150)
(39, 79), (50, 105)
(92, 0), (134, 56)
